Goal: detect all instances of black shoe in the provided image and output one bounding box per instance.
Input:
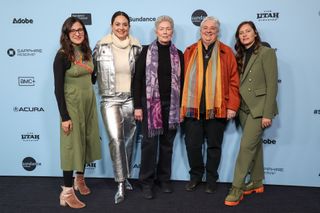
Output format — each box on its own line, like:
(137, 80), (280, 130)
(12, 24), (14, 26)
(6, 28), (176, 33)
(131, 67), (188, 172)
(205, 182), (217, 194)
(160, 181), (173, 193)
(142, 185), (153, 199)
(185, 180), (201, 192)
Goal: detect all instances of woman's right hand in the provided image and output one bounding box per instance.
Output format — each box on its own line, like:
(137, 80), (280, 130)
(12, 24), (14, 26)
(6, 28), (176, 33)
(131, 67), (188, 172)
(62, 120), (73, 135)
(134, 109), (143, 121)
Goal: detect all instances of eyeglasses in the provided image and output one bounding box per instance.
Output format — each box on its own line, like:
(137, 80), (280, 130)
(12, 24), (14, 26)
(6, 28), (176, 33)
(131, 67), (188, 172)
(69, 28), (84, 35)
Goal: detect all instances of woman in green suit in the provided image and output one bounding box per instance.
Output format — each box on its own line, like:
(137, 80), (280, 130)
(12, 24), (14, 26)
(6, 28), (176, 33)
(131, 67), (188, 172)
(225, 21), (278, 206)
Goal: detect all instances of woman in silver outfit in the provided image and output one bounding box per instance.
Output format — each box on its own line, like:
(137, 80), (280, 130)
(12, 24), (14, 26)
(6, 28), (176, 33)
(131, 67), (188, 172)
(93, 11), (142, 204)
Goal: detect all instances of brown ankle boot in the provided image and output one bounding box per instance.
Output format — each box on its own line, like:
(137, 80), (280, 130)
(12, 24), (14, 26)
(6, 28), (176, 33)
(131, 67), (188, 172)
(74, 174), (91, 195)
(60, 186), (85, 208)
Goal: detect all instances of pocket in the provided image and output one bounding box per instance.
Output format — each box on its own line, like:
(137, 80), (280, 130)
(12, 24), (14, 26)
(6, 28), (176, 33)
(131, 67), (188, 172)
(96, 50), (112, 61)
(97, 55), (112, 62)
(254, 88), (266, 96)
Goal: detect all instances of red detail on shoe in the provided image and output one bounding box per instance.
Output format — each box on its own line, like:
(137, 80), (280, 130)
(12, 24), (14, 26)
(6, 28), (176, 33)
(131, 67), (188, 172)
(224, 195), (244, 206)
(243, 186), (264, 195)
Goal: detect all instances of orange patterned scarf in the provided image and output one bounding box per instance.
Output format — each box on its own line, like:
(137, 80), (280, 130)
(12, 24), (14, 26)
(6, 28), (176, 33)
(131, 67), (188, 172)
(181, 40), (222, 120)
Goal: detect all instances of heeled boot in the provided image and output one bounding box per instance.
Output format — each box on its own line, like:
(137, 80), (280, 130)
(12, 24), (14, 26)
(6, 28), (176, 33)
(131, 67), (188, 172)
(74, 174), (91, 195)
(114, 182), (125, 204)
(125, 179), (133, 191)
(60, 186), (86, 208)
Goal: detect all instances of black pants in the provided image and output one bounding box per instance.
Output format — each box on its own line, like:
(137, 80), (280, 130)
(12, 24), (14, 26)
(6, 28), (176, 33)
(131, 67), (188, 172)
(184, 116), (226, 184)
(139, 102), (177, 187)
(63, 168), (85, 187)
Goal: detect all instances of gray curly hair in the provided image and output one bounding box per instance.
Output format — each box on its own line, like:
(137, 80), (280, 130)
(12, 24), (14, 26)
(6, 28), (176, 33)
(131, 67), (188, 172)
(155, 15), (174, 29)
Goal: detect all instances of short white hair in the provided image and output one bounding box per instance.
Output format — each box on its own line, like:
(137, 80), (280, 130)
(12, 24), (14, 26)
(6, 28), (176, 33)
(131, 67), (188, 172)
(155, 15), (174, 29)
(200, 16), (220, 32)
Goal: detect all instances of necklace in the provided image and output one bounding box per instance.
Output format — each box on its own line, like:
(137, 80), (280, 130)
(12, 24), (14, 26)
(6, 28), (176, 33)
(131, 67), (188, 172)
(204, 47), (213, 59)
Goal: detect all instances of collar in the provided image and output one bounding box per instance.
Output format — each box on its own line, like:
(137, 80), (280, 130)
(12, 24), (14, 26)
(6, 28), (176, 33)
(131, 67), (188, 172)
(98, 33), (141, 47)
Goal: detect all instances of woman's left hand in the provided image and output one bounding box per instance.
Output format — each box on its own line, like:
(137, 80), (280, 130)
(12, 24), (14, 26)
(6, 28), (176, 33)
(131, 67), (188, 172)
(134, 109), (143, 121)
(261, 118), (272, 128)
(227, 109), (236, 120)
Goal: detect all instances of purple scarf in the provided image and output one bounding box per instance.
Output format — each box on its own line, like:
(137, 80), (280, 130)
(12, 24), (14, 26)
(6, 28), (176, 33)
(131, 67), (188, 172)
(146, 40), (181, 137)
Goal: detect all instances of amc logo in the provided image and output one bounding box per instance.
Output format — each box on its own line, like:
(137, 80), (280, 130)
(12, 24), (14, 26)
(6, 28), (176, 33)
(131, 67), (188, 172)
(263, 139), (277, 145)
(18, 77), (35, 86)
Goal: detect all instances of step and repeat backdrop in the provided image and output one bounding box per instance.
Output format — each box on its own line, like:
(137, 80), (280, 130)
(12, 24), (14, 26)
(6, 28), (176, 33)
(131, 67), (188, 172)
(1, 0), (320, 187)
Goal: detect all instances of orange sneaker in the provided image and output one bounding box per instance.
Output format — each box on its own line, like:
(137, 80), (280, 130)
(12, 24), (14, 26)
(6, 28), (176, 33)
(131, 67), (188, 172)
(243, 181), (264, 195)
(224, 187), (243, 206)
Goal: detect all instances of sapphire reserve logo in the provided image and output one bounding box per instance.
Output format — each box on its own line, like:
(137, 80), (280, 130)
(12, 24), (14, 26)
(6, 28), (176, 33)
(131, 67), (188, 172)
(7, 48), (42, 57)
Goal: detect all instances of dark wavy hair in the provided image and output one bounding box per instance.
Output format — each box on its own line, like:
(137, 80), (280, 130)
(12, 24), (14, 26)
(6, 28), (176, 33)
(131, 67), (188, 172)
(234, 21), (261, 73)
(59, 17), (91, 62)
(111, 11), (130, 27)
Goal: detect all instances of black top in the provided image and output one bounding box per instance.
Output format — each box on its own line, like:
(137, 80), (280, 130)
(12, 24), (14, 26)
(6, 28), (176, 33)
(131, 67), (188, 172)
(133, 41), (184, 109)
(243, 43), (256, 71)
(53, 51), (71, 121)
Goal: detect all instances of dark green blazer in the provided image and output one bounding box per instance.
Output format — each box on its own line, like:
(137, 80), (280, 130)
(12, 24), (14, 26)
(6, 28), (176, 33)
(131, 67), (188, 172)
(240, 45), (278, 119)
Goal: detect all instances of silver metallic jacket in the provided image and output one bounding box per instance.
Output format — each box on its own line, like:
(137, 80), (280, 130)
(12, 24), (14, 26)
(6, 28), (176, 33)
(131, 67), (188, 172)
(93, 34), (142, 96)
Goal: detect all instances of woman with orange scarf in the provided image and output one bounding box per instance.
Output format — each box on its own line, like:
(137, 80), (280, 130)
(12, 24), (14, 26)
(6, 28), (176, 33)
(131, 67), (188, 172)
(181, 16), (240, 193)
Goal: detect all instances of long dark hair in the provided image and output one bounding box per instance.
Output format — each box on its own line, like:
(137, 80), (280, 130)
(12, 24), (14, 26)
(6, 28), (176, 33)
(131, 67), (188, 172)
(234, 21), (261, 73)
(59, 17), (92, 62)
(111, 11), (130, 26)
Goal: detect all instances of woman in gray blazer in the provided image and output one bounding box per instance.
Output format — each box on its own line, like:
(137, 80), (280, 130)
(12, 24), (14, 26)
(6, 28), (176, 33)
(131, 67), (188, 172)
(225, 21), (278, 206)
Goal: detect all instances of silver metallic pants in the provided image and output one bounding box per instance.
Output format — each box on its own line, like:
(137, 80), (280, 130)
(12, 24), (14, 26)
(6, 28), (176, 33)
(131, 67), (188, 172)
(100, 93), (136, 182)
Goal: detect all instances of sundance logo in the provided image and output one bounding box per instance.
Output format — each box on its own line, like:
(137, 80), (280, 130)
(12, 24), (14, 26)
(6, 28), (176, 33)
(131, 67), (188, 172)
(22, 157), (41, 171)
(13, 18), (33, 24)
(18, 77), (35, 86)
(257, 10), (279, 21)
(13, 106), (45, 112)
(129, 16), (156, 22)
(21, 132), (40, 142)
(191, 9), (207, 26)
